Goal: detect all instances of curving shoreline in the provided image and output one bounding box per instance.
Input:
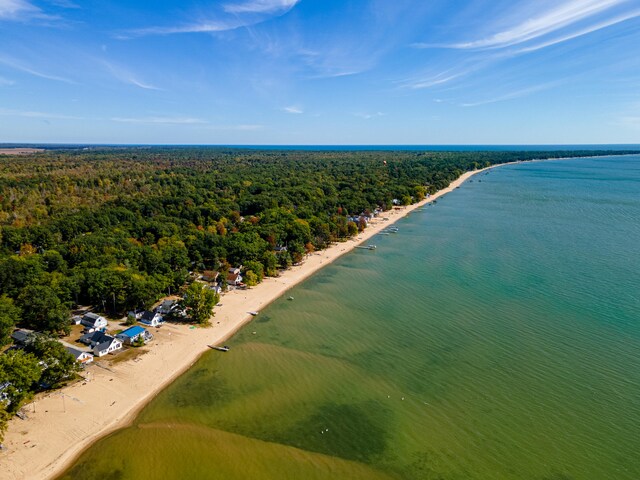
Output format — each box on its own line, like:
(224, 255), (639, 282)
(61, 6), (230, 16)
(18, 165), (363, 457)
(0, 161), (524, 480)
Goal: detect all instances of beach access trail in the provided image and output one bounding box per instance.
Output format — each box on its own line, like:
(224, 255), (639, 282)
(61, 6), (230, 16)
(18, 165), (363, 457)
(0, 165), (498, 480)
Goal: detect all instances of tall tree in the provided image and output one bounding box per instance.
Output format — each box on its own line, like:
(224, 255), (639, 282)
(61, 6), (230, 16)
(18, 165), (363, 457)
(17, 285), (71, 335)
(25, 336), (80, 387)
(179, 282), (218, 326)
(0, 349), (41, 411)
(0, 295), (20, 347)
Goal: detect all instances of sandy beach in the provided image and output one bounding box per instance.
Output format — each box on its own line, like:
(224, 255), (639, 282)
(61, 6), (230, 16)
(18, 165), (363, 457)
(0, 165), (497, 480)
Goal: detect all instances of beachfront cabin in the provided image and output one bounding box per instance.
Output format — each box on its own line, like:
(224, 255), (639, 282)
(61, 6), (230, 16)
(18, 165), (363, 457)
(79, 331), (122, 357)
(80, 312), (108, 331)
(200, 271), (219, 283)
(227, 272), (243, 287)
(116, 325), (154, 346)
(64, 345), (94, 365)
(127, 309), (144, 321)
(157, 300), (177, 315)
(10, 328), (34, 346)
(229, 266), (242, 276)
(139, 310), (163, 327)
(273, 245), (287, 253)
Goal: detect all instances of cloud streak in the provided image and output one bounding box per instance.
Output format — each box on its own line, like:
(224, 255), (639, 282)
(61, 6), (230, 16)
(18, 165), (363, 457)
(460, 81), (560, 107)
(103, 61), (161, 90)
(516, 9), (640, 53)
(0, 55), (75, 83)
(450, 0), (627, 50)
(282, 105), (303, 114)
(111, 116), (206, 125)
(0, 107), (82, 119)
(223, 0), (299, 15)
(123, 0), (300, 38)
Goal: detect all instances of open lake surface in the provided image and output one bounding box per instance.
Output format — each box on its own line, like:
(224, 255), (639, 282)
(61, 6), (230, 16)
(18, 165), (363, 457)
(60, 155), (640, 480)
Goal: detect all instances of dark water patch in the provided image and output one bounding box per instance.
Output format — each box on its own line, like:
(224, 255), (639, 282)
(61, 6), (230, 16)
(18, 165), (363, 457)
(160, 366), (233, 410)
(267, 401), (390, 464)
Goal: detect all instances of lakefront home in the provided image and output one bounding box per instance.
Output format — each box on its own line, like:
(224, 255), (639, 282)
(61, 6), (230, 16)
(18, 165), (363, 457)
(158, 299), (177, 314)
(63, 345), (94, 364)
(116, 325), (154, 345)
(139, 310), (163, 327)
(79, 331), (122, 357)
(80, 312), (108, 331)
(10, 328), (34, 346)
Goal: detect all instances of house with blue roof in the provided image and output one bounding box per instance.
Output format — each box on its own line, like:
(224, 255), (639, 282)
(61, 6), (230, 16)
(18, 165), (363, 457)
(116, 326), (154, 346)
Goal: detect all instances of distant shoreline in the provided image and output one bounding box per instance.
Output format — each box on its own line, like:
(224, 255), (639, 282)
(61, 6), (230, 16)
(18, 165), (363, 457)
(0, 154), (632, 480)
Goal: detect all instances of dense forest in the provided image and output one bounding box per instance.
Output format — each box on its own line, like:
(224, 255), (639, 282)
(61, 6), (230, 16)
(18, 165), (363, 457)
(1, 147), (637, 337)
(0, 147), (636, 436)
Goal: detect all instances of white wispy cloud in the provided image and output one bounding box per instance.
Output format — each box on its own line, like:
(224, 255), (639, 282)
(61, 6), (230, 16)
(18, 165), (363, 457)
(516, 9), (640, 53)
(0, 0), (38, 19)
(224, 0), (299, 15)
(45, 0), (79, 8)
(0, 107), (81, 119)
(111, 116), (207, 125)
(123, 0), (299, 38)
(282, 105), (303, 114)
(450, 0), (627, 50)
(103, 61), (162, 90)
(208, 124), (264, 131)
(460, 81), (559, 107)
(354, 112), (386, 119)
(0, 55), (75, 83)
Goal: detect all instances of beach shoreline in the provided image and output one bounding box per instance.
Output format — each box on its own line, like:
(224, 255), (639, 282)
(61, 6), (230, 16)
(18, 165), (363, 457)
(0, 161), (521, 480)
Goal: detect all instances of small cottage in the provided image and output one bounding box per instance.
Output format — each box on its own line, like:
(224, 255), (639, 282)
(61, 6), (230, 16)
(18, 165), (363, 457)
(64, 345), (94, 365)
(139, 310), (163, 327)
(158, 299), (177, 314)
(116, 326), (154, 345)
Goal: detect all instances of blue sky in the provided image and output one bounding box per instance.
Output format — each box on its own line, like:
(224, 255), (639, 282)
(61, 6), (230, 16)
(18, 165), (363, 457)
(1, 0), (639, 144)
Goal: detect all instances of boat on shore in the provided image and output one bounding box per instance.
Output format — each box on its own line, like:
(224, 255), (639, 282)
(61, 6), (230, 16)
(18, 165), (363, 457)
(209, 345), (230, 352)
(248, 311), (259, 316)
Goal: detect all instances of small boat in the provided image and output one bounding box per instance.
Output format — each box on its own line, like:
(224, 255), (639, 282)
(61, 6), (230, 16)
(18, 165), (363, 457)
(288, 296), (294, 301)
(248, 311), (259, 316)
(209, 345), (230, 352)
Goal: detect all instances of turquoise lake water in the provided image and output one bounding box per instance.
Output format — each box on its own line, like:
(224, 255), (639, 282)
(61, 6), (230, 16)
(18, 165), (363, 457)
(60, 155), (640, 480)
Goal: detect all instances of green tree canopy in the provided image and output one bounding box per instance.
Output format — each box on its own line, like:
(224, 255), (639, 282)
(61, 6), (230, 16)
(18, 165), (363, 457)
(17, 285), (71, 335)
(179, 282), (219, 326)
(0, 295), (21, 347)
(24, 335), (80, 388)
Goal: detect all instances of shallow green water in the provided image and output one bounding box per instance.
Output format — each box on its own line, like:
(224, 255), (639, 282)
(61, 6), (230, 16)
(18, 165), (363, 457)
(60, 156), (640, 480)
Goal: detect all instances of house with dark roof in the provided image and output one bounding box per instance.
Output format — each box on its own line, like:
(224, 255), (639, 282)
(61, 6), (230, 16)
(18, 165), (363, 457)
(80, 312), (108, 331)
(157, 299), (177, 314)
(79, 331), (122, 357)
(10, 328), (34, 346)
(63, 344), (94, 364)
(139, 310), (163, 327)
(116, 326), (154, 346)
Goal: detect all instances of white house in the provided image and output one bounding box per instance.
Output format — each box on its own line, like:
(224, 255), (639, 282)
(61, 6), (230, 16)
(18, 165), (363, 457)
(227, 272), (243, 287)
(92, 336), (122, 357)
(80, 312), (108, 331)
(63, 345), (94, 365)
(79, 331), (122, 357)
(139, 310), (163, 327)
